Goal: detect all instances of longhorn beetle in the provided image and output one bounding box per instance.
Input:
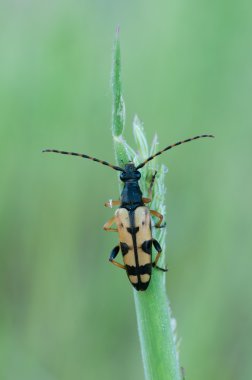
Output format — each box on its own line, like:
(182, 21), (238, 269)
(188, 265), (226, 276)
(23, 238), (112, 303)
(43, 134), (213, 291)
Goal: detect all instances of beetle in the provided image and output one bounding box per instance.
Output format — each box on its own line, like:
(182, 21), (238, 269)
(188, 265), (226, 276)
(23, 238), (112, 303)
(43, 134), (213, 290)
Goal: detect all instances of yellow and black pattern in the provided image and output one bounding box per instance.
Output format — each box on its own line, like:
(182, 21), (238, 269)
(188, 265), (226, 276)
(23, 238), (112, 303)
(44, 134), (213, 290)
(115, 207), (155, 290)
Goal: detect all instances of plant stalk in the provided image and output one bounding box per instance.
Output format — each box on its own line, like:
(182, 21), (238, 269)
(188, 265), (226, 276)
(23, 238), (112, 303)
(111, 29), (182, 380)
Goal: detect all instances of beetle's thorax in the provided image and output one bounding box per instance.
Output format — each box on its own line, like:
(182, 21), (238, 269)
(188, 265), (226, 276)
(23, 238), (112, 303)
(120, 163), (143, 210)
(120, 181), (143, 210)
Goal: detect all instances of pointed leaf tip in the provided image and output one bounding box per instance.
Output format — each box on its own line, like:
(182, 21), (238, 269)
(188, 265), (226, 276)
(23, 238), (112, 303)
(116, 25), (120, 38)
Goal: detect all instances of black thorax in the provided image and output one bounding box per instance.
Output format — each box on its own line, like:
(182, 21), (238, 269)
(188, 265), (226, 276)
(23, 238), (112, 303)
(119, 163), (144, 211)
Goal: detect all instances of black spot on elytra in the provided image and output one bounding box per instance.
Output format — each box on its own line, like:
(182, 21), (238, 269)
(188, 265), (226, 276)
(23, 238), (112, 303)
(126, 265), (137, 275)
(120, 242), (129, 256)
(142, 240), (152, 254)
(127, 226), (139, 235)
(126, 263), (152, 276)
(140, 263), (152, 275)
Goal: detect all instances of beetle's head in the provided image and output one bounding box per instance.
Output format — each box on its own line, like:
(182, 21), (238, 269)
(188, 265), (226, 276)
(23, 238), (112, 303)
(120, 163), (141, 182)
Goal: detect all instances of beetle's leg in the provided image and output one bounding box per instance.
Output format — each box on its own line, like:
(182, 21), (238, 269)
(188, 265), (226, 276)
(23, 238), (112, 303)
(143, 197), (151, 204)
(148, 170), (158, 198)
(152, 239), (168, 272)
(150, 209), (166, 228)
(143, 171), (158, 204)
(103, 216), (118, 232)
(104, 199), (121, 208)
(109, 245), (126, 270)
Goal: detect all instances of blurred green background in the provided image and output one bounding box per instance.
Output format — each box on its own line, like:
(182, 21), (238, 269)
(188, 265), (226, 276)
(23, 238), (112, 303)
(1, 1), (252, 379)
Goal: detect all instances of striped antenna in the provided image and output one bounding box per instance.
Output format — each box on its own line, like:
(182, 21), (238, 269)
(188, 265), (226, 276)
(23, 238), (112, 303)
(136, 134), (214, 170)
(42, 149), (124, 172)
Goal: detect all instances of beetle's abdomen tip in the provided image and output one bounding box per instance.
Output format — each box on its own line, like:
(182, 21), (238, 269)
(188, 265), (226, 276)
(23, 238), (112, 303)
(132, 281), (150, 291)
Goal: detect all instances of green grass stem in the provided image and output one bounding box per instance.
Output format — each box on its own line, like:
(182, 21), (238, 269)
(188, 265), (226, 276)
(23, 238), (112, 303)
(111, 30), (182, 380)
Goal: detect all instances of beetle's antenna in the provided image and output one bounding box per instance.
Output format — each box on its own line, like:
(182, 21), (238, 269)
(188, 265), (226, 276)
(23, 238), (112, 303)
(42, 149), (124, 172)
(136, 134), (214, 170)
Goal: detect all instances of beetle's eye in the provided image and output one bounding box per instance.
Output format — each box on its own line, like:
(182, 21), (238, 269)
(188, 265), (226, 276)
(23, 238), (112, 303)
(120, 172), (126, 181)
(136, 171), (141, 180)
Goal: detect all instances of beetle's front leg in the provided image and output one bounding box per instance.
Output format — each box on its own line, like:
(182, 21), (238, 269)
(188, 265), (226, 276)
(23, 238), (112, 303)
(148, 170), (157, 198)
(142, 197), (151, 204)
(103, 216), (118, 232)
(109, 245), (126, 270)
(142, 171), (158, 204)
(104, 199), (121, 208)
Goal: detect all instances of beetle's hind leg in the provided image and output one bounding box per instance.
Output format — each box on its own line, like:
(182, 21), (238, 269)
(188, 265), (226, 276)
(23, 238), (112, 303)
(109, 245), (126, 270)
(152, 239), (168, 272)
(155, 264), (168, 272)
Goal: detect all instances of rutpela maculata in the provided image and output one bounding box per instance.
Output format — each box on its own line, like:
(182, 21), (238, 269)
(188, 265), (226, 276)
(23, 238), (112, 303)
(43, 134), (213, 290)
